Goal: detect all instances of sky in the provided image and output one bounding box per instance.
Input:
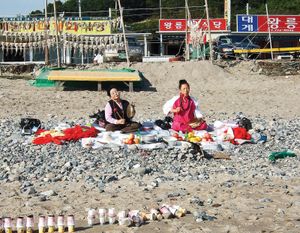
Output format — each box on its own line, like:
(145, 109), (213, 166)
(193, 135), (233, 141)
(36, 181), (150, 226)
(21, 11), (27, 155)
(0, 0), (65, 17)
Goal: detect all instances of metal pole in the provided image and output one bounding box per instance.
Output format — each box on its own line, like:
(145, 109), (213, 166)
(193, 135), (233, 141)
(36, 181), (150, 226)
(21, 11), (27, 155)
(44, 0), (49, 65)
(117, 0), (130, 67)
(53, 0), (61, 67)
(265, 2), (274, 60)
(109, 8), (112, 18)
(24, 46), (26, 63)
(227, 0), (231, 30)
(78, 0), (82, 19)
(159, 0), (163, 56)
(159, 0), (162, 18)
(45, 0), (48, 18)
(246, 3), (249, 15)
(144, 34), (148, 57)
(185, 0), (190, 61)
(204, 0), (213, 62)
(160, 34), (163, 56)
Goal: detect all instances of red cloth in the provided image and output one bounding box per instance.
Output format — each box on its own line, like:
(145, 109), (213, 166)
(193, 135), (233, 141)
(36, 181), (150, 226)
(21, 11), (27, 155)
(230, 127), (251, 145)
(172, 95), (207, 132)
(33, 125), (98, 145)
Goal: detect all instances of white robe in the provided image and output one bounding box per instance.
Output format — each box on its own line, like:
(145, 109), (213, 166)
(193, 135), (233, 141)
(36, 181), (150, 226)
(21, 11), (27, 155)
(162, 95), (203, 118)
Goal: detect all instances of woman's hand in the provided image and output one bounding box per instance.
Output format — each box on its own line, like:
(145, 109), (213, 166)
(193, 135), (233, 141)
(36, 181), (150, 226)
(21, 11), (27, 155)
(172, 107), (181, 113)
(116, 119), (125, 124)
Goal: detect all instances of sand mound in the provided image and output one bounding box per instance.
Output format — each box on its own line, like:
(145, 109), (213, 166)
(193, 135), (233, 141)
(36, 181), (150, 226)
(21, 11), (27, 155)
(0, 61), (299, 120)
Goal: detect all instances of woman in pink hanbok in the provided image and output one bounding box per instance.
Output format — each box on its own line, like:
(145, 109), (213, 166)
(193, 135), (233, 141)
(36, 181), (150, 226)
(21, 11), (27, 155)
(163, 80), (207, 132)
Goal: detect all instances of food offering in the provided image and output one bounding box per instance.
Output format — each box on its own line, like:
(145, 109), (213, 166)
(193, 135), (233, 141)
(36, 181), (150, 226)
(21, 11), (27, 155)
(186, 132), (201, 143)
(172, 133), (184, 141)
(123, 133), (140, 145)
(202, 132), (213, 142)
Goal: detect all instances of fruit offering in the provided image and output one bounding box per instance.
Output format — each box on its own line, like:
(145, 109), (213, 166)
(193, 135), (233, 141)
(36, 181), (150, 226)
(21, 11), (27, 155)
(202, 132), (213, 142)
(172, 133), (184, 141)
(187, 131), (201, 143)
(123, 133), (140, 144)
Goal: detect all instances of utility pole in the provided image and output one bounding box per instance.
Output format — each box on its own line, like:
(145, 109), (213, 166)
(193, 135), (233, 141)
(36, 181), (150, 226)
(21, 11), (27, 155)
(265, 0), (274, 60)
(78, 0), (84, 64)
(184, 0), (190, 61)
(44, 0), (49, 65)
(204, 0), (213, 62)
(109, 8), (112, 18)
(159, 0), (163, 56)
(159, 0), (162, 18)
(53, 0), (61, 67)
(224, 0), (231, 30)
(246, 0), (249, 15)
(117, 0), (130, 67)
(78, 0), (82, 19)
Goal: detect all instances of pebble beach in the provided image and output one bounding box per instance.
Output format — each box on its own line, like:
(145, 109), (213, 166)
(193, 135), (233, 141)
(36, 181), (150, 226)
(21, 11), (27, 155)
(0, 61), (299, 232)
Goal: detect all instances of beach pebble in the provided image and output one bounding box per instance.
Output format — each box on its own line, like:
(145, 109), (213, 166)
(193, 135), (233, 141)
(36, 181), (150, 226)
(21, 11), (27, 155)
(40, 190), (57, 197)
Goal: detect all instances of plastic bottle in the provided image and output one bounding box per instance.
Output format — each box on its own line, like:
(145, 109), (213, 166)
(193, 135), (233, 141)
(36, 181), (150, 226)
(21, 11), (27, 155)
(26, 216), (34, 233)
(67, 215), (75, 233)
(4, 217), (12, 233)
(57, 215), (64, 233)
(38, 216), (46, 233)
(87, 209), (95, 227)
(98, 209), (106, 225)
(47, 215), (55, 233)
(16, 217), (25, 233)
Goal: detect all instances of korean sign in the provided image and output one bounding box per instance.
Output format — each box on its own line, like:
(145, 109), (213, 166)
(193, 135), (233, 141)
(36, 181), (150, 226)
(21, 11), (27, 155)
(237, 15), (300, 33)
(159, 19), (227, 32)
(0, 19), (112, 35)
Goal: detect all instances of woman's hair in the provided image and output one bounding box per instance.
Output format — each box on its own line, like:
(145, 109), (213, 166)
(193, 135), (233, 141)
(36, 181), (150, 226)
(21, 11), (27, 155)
(107, 86), (118, 97)
(178, 79), (189, 89)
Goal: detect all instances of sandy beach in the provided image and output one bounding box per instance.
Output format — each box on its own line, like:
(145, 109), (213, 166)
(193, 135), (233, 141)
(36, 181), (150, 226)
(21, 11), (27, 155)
(0, 61), (299, 121)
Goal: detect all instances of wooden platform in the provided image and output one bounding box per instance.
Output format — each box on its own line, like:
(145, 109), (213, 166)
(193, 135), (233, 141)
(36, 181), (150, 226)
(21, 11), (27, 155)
(48, 70), (141, 91)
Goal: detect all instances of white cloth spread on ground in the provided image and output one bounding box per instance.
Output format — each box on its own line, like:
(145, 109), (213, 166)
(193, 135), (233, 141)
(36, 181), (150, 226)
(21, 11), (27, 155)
(81, 120), (260, 150)
(162, 95), (203, 118)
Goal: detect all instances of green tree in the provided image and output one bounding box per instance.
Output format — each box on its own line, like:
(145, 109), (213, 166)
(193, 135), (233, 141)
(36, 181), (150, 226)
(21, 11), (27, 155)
(63, 0), (78, 16)
(29, 10), (43, 17)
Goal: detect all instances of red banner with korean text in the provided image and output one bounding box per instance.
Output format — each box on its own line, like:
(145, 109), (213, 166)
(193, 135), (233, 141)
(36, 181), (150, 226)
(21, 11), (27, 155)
(237, 15), (300, 33)
(159, 18), (227, 32)
(258, 15), (300, 33)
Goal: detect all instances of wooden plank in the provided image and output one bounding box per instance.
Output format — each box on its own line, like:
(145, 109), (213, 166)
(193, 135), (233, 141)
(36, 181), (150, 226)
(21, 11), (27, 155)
(97, 82), (102, 91)
(234, 46), (300, 54)
(129, 82), (133, 92)
(48, 70), (141, 82)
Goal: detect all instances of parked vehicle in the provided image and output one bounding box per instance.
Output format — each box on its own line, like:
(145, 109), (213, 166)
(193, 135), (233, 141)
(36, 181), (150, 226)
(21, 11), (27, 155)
(213, 35), (260, 59)
(104, 36), (144, 62)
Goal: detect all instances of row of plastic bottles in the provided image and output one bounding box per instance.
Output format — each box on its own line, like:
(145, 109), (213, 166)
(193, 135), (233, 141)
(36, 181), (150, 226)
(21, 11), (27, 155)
(87, 204), (187, 228)
(0, 215), (75, 233)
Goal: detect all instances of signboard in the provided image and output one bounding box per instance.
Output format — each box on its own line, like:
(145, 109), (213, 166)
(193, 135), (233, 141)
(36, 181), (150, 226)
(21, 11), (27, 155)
(159, 19), (227, 32)
(60, 20), (111, 35)
(0, 16), (109, 21)
(0, 19), (111, 35)
(237, 15), (300, 33)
